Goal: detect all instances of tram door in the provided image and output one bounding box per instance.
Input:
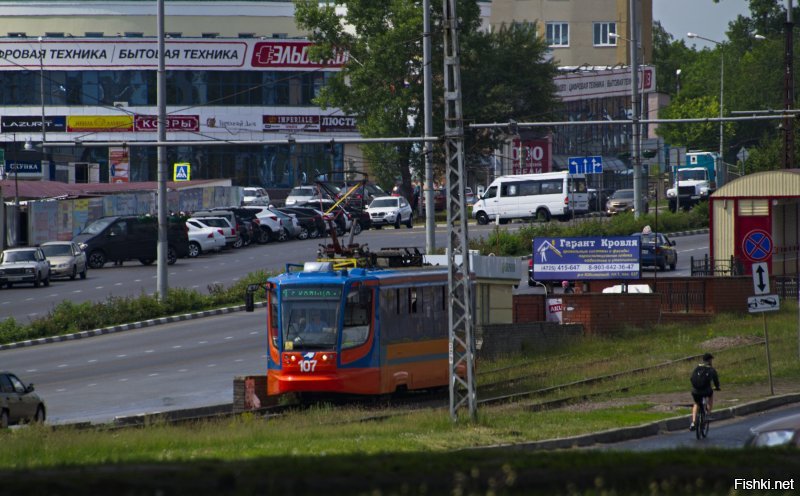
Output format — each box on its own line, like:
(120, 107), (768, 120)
(734, 199), (771, 275)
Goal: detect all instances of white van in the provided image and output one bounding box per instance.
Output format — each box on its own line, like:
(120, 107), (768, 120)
(472, 171), (589, 224)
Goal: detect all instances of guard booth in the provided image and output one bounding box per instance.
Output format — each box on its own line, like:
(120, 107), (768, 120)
(709, 170), (800, 276)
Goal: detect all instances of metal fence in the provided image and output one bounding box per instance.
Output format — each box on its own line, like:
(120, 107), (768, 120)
(691, 255), (744, 277)
(774, 276), (799, 299)
(655, 279), (706, 313)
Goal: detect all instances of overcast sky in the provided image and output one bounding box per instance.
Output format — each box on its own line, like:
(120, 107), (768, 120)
(653, 0), (751, 49)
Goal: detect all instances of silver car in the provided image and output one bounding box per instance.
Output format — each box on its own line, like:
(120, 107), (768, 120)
(0, 247), (51, 288)
(41, 241), (88, 280)
(0, 371), (46, 427)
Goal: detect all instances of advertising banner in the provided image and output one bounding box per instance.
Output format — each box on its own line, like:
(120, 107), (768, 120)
(511, 137), (552, 174)
(532, 236), (641, 281)
(68, 115), (133, 132)
(1, 115), (66, 133)
(263, 115), (320, 131)
(5, 160), (42, 178)
(134, 115), (200, 132)
(109, 147), (130, 183)
(554, 66), (656, 102)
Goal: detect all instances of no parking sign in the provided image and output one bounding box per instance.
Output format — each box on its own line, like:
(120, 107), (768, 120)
(742, 229), (773, 262)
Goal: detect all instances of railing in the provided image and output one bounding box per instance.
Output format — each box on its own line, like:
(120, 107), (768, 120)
(691, 255), (744, 277)
(774, 276), (799, 299)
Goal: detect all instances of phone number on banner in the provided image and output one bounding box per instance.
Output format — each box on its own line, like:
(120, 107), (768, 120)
(536, 263), (639, 272)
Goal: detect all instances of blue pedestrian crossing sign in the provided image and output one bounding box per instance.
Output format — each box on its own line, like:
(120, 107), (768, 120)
(173, 162), (190, 181)
(567, 156), (603, 174)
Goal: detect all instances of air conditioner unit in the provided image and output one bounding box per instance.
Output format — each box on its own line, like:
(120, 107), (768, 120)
(113, 101), (128, 108)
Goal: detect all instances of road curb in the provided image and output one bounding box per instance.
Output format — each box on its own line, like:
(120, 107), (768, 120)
(466, 392), (800, 452)
(0, 301), (266, 351)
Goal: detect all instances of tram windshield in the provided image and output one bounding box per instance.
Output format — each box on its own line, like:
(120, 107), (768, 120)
(281, 287), (341, 350)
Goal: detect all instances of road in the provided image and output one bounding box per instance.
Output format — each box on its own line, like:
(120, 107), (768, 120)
(600, 403), (800, 451)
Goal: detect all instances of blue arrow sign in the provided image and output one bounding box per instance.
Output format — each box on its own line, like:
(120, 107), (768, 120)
(568, 156), (603, 174)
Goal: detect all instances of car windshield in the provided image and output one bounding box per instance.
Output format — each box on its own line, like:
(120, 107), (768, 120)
(41, 244), (72, 257)
(289, 187), (315, 198)
(3, 250), (36, 262)
(613, 190), (634, 199)
(281, 287), (341, 351)
(678, 169), (707, 181)
(370, 198), (398, 208)
(640, 233), (663, 245)
(80, 217), (115, 235)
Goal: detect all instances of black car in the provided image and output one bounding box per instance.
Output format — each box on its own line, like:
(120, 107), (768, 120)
(278, 207), (324, 239)
(73, 215), (190, 268)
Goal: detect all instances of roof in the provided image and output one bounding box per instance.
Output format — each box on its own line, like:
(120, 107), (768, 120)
(0, 179), (230, 202)
(711, 169), (800, 199)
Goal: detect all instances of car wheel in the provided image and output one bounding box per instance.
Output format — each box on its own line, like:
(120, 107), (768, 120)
(297, 227), (309, 240)
(257, 228), (270, 244)
(70, 265), (77, 280)
(406, 213), (413, 228)
(44, 274), (50, 287)
(88, 251), (107, 269)
(0, 409), (8, 429)
(5, 283), (12, 289)
(139, 258), (155, 265)
(34, 273), (41, 288)
(353, 222), (362, 236)
(394, 216), (401, 229)
(167, 246), (177, 265)
(659, 259), (667, 271)
(476, 211), (489, 225)
(188, 241), (201, 258)
(535, 208), (551, 222)
(233, 235), (244, 249)
(278, 228), (289, 242)
(309, 227), (320, 239)
(375, 225), (383, 230)
(33, 405), (45, 423)
(80, 266), (88, 280)
(670, 259), (677, 271)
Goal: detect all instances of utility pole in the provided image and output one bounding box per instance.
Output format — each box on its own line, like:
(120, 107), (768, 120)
(156, 0), (168, 301)
(443, 0), (476, 421)
(423, 0), (435, 254)
(630, 0), (643, 219)
(783, 0), (795, 169)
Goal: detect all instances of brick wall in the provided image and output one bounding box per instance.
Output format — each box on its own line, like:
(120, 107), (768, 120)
(560, 293), (662, 334)
(233, 375), (278, 413)
(477, 322), (583, 359)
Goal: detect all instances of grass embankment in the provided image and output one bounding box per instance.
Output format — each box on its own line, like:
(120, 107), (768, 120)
(1, 303), (797, 494)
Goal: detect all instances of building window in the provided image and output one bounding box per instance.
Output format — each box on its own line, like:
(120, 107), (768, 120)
(8, 32), (26, 38)
(546, 22), (569, 47)
(271, 33), (288, 39)
(85, 32), (103, 38)
(202, 33), (219, 38)
(124, 32), (144, 38)
(593, 22), (616, 46)
(238, 33), (256, 38)
(165, 32), (182, 38)
(45, 32), (65, 38)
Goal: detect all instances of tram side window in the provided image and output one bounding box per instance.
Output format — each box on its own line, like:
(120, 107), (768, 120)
(408, 288), (418, 314)
(343, 287), (372, 349)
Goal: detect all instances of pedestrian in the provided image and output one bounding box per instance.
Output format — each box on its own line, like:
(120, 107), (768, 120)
(561, 280), (574, 294)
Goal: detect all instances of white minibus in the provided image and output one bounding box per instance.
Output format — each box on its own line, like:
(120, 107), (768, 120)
(471, 171), (589, 224)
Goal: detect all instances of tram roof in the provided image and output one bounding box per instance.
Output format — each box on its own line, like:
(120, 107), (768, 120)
(269, 263), (449, 286)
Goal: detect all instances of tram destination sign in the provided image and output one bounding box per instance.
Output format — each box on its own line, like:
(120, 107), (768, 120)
(282, 288), (341, 299)
(532, 236), (641, 281)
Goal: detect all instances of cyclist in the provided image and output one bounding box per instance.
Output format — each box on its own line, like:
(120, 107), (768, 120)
(689, 352), (720, 431)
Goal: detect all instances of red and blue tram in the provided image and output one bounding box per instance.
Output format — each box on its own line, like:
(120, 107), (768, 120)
(260, 261), (453, 396)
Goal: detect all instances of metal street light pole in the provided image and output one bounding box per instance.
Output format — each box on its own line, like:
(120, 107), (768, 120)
(687, 32), (725, 186)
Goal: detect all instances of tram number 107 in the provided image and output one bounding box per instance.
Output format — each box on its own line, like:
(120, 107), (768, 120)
(299, 360), (318, 372)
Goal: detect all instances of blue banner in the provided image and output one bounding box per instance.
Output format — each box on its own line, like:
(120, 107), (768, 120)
(532, 236), (640, 281)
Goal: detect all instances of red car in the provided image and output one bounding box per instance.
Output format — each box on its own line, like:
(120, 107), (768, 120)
(421, 188), (446, 211)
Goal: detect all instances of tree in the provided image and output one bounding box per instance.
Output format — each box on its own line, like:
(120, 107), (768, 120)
(294, 1), (558, 196)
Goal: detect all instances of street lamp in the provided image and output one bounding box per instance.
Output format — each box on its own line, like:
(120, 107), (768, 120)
(687, 32), (725, 186)
(676, 68), (681, 96)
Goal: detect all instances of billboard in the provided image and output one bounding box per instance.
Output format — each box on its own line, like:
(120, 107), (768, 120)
(532, 236), (640, 281)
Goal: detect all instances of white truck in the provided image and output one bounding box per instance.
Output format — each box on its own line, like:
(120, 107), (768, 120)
(666, 152), (717, 212)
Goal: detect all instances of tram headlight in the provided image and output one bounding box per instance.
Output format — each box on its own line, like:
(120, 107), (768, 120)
(321, 354), (329, 361)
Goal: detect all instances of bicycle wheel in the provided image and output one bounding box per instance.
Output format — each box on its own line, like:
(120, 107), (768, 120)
(695, 408), (703, 440)
(700, 406), (710, 438)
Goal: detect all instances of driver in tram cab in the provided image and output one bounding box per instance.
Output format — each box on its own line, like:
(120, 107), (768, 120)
(305, 310), (329, 333)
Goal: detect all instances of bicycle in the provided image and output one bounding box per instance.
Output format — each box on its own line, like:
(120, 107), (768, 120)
(695, 396), (710, 439)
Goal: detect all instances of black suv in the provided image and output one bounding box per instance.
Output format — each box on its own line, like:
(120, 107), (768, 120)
(73, 215), (190, 268)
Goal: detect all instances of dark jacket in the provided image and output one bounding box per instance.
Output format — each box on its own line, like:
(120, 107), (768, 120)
(691, 363), (720, 395)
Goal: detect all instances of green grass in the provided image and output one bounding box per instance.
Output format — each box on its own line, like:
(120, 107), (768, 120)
(2, 303), (798, 471)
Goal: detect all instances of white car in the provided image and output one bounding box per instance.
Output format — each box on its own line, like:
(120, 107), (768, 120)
(187, 216), (237, 248)
(241, 205), (287, 242)
(366, 196), (414, 229)
(186, 219), (227, 257)
(285, 185), (325, 206)
(242, 186), (270, 206)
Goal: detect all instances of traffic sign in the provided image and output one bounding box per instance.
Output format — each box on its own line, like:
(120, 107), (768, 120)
(742, 229), (773, 262)
(173, 162), (190, 181)
(752, 262), (770, 295)
(567, 156), (602, 174)
(747, 294), (780, 313)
